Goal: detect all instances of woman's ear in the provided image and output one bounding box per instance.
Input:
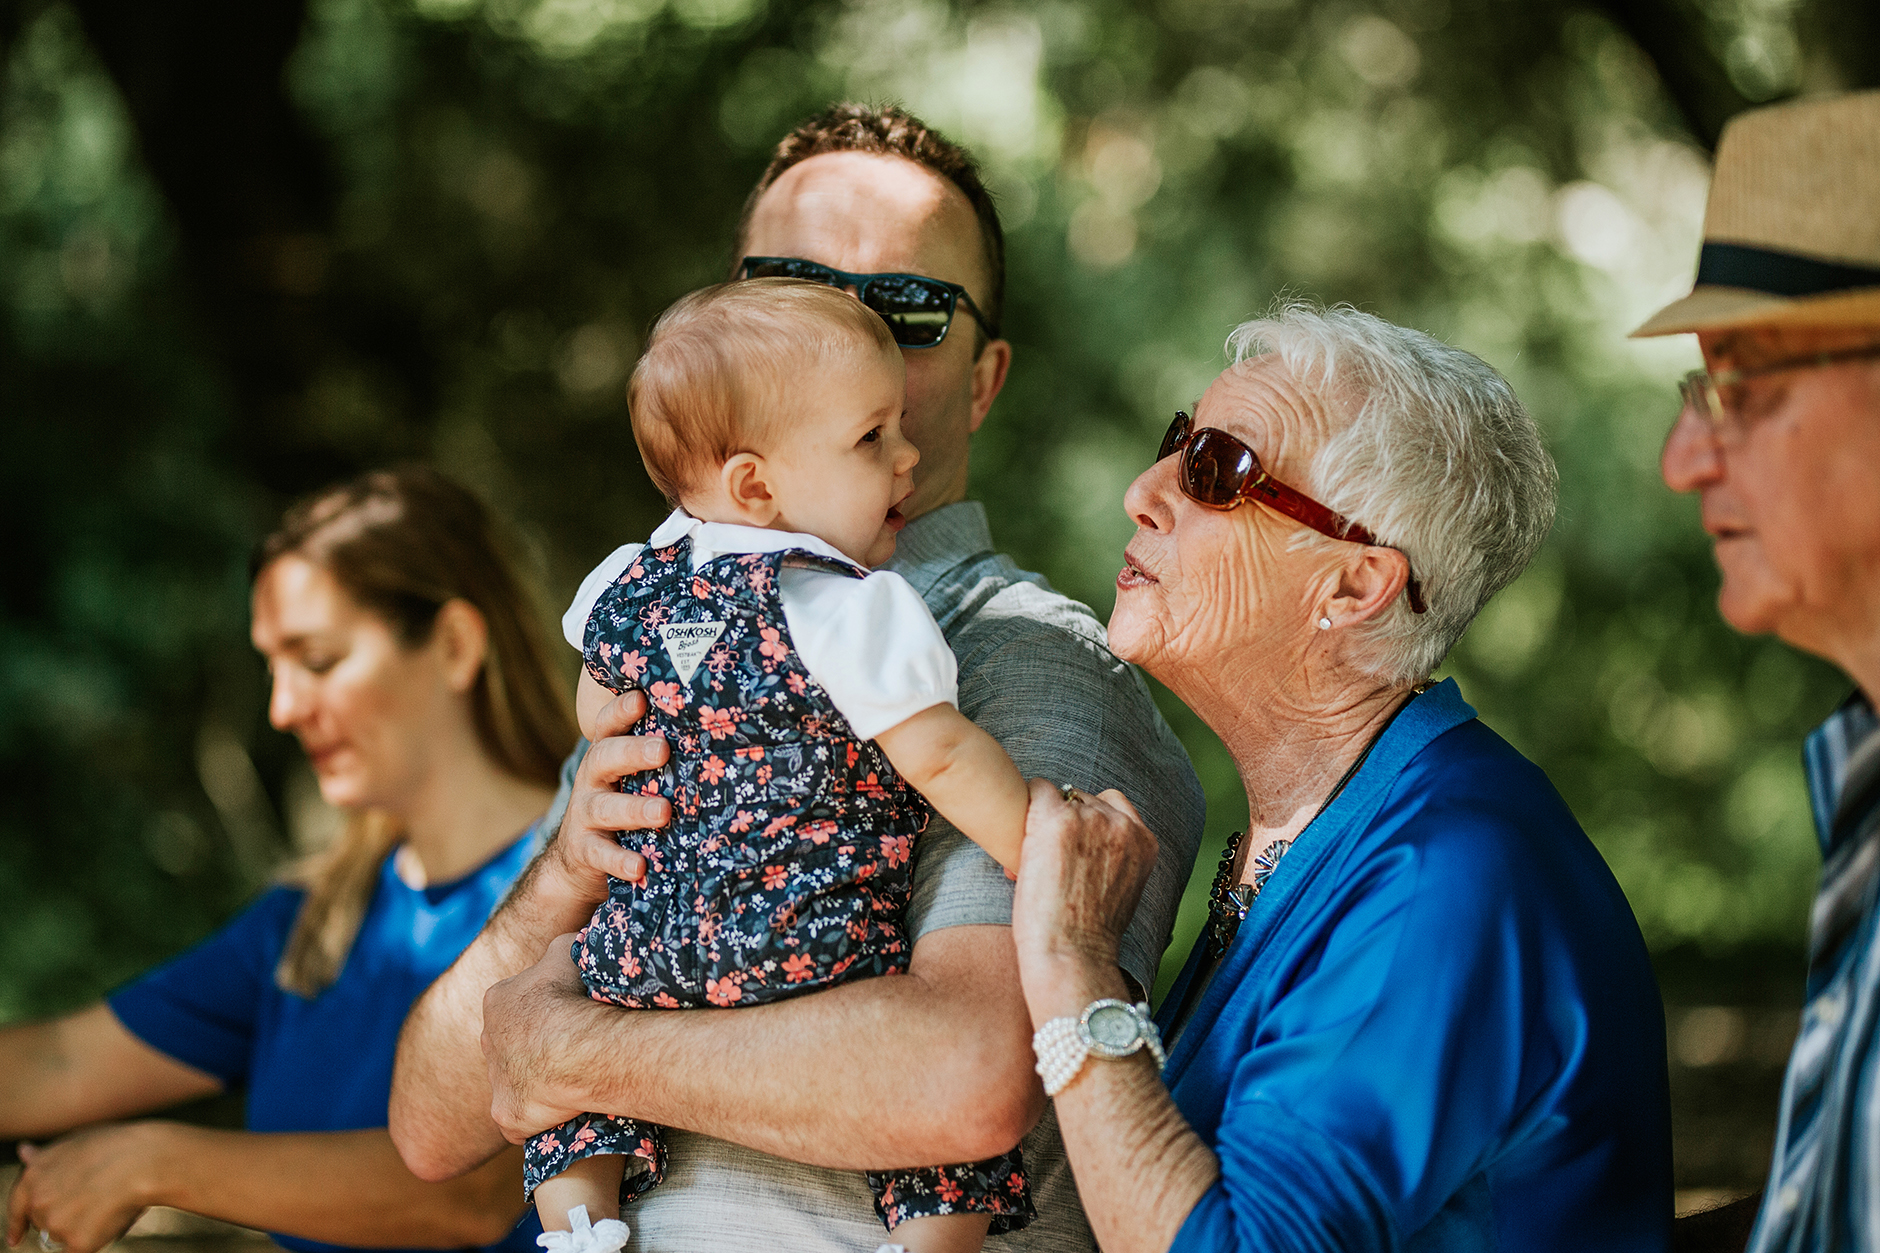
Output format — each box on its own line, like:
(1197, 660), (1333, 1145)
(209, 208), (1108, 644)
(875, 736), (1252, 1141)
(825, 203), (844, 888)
(1320, 547), (1413, 629)
(432, 599), (489, 695)
(720, 453), (779, 526)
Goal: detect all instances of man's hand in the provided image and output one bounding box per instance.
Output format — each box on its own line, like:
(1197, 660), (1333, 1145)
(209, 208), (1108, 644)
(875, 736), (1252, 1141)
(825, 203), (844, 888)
(6, 1124), (173, 1253)
(540, 689), (672, 908)
(390, 688), (670, 1182)
(482, 935), (599, 1146)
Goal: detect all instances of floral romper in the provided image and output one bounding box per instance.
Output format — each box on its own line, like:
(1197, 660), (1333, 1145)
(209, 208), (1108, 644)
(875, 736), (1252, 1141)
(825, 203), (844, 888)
(522, 536), (1033, 1235)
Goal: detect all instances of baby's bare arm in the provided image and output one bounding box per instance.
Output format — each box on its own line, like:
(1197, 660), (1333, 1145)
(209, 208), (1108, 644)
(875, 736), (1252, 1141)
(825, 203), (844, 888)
(875, 704), (1028, 873)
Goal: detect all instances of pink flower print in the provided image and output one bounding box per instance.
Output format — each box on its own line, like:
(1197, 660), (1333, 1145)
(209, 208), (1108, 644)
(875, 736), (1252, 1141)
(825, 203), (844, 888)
(701, 755), (726, 784)
(636, 1137), (659, 1162)
(755, 764), (773, 786)
(641, 604), (669, 629)
(705, 975), (744, 1006)
(625, 561), (643, 581)
(735, 744), (765, 761)
(573, 1124), (599, 1148)
(619, 953), (641, 979)
(855, 861), (876, 882)
(699, 705), (736, 740)
(803, 820), (837, 846)
(748, 564), (774, 595)
(692, 576), (712, 599)
(786, 672), (807, 695)
(758, 627), (789, 665)
(705, 644), (734, 676)
(620, 650), (648, 680)
(597, 641), (614, 660)
(653, 991), (681, 1008)
(762, 864), (788, 892)
(782, 953), (816, 983)
(730, 810), (757, 833)
(859, 772), (887, 799)
(762, 814), (798, 837)
(880, 833), (912, 868)
(938, 1177), (964, 1204)
(649, 680), (684, 715)
(535, 1132), (562, 1154)
(846, 744), (860, 769)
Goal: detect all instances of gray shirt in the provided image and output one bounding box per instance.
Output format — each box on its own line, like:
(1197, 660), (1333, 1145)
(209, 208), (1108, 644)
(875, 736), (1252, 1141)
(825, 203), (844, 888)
(541, 501), (1206, 1250)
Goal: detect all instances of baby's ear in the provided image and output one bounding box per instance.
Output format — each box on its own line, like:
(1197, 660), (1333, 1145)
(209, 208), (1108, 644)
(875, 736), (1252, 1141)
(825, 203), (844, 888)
(720, 452), (778, 526)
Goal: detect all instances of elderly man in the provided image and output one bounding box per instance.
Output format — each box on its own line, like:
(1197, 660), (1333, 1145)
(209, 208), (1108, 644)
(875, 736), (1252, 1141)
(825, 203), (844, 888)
(388, 104), (1206, 1251)
(1640, 91), (1880, 1252)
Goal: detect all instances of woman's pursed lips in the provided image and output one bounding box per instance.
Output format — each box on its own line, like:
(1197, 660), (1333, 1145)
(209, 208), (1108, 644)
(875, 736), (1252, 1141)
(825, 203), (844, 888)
(1117, 549), (1158, 588)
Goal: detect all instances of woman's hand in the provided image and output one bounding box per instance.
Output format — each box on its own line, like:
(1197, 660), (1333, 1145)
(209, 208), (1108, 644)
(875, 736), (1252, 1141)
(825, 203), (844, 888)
(1011, 779), (1160, 1022)
(6, 1123), (176, 1253)
(541, 689), (672, 907)
(481, 934), (595, 1145)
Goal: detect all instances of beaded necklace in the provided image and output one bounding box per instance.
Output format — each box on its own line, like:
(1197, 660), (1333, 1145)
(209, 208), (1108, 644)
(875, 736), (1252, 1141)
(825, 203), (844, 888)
(1199, 728), (1385, 962)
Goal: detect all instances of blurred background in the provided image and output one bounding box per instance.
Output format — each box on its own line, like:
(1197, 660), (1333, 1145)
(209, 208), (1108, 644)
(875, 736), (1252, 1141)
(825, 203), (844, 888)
(2, 0), (1876, 1208)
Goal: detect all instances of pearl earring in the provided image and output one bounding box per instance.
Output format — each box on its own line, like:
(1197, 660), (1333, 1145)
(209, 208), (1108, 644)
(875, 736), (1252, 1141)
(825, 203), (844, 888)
(1317, 616), (1332, 630)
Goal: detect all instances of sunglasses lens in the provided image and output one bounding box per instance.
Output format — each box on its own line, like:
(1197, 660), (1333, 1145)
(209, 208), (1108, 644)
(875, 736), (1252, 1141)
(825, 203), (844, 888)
(744, 258), (842, 286)
(861, 275), (955, 347)
(1157, 413), (1189, 462)
(1183, 429), (1256, 507)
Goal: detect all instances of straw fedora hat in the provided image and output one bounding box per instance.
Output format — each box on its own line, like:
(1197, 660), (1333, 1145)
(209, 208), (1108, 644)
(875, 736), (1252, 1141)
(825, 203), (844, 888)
(1633, 90), (1880, 337)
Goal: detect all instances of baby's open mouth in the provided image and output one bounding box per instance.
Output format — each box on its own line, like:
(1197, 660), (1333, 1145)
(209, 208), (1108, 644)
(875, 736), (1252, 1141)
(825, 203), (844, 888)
(885, 505), (907, 531)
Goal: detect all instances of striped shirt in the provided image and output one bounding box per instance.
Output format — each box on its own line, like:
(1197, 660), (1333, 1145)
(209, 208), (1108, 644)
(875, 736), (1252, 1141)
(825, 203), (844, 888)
(1750, 693), (1880, 1252)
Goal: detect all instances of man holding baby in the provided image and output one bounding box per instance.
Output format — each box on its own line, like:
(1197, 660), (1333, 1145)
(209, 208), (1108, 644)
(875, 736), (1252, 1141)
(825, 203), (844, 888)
(389, 104), (1208, 1251)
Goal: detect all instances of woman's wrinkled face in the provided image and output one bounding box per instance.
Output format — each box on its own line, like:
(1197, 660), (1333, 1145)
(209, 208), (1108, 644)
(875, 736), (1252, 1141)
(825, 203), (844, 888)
(1110, 357), (1334, 692)
(250, 555), (458, 812)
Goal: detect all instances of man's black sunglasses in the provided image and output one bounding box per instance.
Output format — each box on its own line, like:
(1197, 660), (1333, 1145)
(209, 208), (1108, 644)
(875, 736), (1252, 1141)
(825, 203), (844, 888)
(737, 256), (1000, 349)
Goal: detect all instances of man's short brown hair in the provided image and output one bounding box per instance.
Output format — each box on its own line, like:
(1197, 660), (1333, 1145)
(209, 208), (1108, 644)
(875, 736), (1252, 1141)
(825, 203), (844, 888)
(734, 103), (1006, 345)
(629, 278), (898, 504)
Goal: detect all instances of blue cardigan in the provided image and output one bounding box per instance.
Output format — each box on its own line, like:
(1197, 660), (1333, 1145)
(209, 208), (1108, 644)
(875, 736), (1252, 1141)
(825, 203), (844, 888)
(1159, 681), (1671, 1250)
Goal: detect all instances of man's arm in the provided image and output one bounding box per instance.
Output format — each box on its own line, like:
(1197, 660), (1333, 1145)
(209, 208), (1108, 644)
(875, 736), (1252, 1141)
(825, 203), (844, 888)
(388, 694), (670, 1182)
(483, 918), (1041, 1170)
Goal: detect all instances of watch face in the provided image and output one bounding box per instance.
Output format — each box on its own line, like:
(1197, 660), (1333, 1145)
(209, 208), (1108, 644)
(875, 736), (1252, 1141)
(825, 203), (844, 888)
(1084, 1003), (1140, 1056)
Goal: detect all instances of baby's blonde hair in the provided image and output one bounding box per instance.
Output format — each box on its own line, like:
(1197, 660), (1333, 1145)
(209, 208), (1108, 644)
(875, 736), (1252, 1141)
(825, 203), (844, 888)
(630, 278), (899, 503)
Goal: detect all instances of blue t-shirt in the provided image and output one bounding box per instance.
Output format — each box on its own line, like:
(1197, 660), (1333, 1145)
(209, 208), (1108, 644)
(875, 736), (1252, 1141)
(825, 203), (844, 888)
(110, 828), (545, 1253)
(1160, 680), (1673, 1251)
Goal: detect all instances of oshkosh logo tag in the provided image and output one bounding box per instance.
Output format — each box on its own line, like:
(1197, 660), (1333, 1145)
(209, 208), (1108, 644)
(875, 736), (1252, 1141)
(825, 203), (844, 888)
(658, 621), (726, 685)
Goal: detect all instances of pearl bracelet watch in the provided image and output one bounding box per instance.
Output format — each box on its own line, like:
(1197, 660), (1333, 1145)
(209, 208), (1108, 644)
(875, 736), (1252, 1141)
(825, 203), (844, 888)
(1032, 998), (1166, 1097)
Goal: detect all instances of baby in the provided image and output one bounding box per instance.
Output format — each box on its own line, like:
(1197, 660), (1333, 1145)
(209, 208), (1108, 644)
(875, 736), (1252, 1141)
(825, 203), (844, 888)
(526, 278), (1036, 1253)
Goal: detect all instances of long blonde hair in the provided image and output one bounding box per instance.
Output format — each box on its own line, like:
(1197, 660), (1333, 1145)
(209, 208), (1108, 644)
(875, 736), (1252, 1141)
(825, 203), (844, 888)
(255, 466), (576, 997)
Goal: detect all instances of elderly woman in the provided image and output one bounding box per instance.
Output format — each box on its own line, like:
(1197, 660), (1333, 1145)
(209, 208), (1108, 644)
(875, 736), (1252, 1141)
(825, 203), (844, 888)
(1011, 305), (1672, 1251)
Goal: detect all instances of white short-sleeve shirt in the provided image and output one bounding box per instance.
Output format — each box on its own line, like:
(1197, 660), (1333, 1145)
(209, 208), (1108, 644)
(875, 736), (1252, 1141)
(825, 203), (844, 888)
(563, 510), (958, 742)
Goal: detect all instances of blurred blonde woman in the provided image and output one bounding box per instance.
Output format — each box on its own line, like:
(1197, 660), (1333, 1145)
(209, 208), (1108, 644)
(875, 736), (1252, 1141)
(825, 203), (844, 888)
(2, 466), (575, 1253)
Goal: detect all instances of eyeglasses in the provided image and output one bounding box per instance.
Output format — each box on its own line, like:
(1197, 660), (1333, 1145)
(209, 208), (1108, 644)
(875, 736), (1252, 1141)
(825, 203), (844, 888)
(737, 256), (999, 349)
(1157, 411), (1428, 614)
(1678, 342), (1880, 443)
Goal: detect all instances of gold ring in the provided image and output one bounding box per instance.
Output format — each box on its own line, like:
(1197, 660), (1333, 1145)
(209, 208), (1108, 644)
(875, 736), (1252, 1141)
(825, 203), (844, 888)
(1060, 783), (1082, 804)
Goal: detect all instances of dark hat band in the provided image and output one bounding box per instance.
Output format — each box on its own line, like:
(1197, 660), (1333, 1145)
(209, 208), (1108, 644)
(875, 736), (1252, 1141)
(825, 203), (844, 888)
(1697, 242), (1880, 298)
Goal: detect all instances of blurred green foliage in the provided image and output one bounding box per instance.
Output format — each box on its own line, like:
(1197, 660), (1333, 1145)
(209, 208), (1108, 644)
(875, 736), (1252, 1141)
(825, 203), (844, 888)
(0, 0), (1865, 1186)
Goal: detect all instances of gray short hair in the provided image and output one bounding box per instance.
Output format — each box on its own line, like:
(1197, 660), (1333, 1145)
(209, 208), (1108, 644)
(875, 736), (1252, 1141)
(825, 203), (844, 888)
(1226, 302), (1557, 686)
